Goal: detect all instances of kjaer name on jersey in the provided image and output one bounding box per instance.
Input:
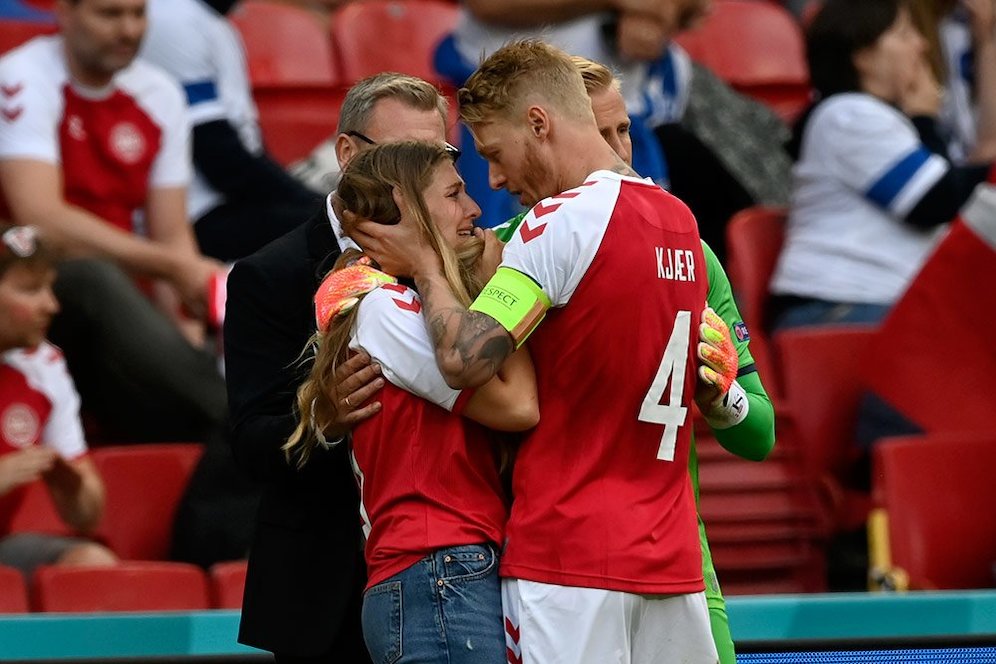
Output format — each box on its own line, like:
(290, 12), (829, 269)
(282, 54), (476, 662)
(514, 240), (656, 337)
(655, 246), (697, 282)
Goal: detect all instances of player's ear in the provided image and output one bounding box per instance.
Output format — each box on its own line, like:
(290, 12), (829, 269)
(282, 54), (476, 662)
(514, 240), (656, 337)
(526, 106), (550, 140)
(336, 133), (358, 169)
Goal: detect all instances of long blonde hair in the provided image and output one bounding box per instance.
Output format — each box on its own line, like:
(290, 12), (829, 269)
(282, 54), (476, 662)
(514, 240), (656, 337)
(285, 141), (485, 468)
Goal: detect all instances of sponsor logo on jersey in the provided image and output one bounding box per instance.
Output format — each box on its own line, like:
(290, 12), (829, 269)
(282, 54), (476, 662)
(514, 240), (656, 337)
(109, 122), (146, 164)
(2, 403), (39, 448)
(734, 321), (750, 342)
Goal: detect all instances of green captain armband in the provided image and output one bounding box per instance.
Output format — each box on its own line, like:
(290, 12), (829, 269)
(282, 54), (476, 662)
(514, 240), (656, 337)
(469, 266), (551, 347)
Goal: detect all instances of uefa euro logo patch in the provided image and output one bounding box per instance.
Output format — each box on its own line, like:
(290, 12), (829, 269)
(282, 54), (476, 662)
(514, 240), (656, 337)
(734, 321), (750, 342)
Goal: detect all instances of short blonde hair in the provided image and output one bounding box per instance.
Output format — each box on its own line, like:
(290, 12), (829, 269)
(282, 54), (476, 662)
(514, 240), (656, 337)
(570, 55), (619, 95)
(459, 39), (593, 125)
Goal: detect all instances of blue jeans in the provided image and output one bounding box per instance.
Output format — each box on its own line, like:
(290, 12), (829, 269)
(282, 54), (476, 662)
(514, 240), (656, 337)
(772, 298), (890, 332)
(361, 543), (505, 664)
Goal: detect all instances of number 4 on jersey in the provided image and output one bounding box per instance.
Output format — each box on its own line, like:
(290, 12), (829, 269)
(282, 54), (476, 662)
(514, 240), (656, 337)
(638, 311), (691, 462)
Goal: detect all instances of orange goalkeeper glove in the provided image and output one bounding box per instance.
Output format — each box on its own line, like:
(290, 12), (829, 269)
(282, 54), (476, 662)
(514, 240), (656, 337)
(695, 307), (748, 428)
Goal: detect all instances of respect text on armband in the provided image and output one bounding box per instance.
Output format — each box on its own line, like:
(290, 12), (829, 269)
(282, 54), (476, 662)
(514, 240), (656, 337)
(481, 285), (520, 309)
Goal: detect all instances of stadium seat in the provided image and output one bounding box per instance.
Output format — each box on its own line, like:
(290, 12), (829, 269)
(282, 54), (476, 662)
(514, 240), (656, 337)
(329, 0), (461, 143)
(230, 0), (344, 164)
(0, 19), (54, 55)
(90, 444), (204, 560)
(776, 326), (874, 479)
(675, 0), (811, 122)
(0, 564), (28, 613)
(209, 560), (247, 609)
(776, 326), (876, 529)
(32, 561), (210, 612)
(231, 0), (337, 87)
(872, 433), (996, 589)
(724, 205), (786, 398)
(800, 0), (824, 27)
(330, 0), (458, 84)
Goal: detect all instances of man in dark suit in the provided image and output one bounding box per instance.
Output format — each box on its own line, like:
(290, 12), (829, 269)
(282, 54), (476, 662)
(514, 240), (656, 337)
(224, 73), (454, 663)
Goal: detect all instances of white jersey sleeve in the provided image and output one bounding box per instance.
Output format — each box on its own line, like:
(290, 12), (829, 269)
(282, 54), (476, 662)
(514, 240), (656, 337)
(349, 285), (463, 411)
(7, 343), (87, 460)
(810, 94), (949, 217)
(0, 37), (64, 165)
(500, 173), (623, 307)
(141, 0), (228, 127)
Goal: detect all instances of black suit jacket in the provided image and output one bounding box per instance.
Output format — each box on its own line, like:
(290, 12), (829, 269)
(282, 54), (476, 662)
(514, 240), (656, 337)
(225, 206), (365, 657)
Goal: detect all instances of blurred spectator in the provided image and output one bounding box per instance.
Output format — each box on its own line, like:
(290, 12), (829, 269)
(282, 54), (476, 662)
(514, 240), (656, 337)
(910, 0), (996, 163)
(434, 0), (792, 261)
(140, 0), (325, 262)
(0, 225), (117, 578)
(0, 0), (220, 323)
(0, 0), (227, 443)
(770, 0), (995, 331)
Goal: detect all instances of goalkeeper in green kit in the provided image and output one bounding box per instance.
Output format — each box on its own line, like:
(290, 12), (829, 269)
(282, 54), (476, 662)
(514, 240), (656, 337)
(491, 56), (776, 664)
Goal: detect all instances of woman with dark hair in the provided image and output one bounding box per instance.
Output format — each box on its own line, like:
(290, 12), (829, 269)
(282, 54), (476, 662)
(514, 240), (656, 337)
(285, 141), (537, 664)
(771, 0), (995, 329)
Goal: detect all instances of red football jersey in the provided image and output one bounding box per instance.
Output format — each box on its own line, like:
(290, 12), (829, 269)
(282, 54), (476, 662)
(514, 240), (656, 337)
(0, 342), (87, 535)
(498, 171), (708, 594)
(348, 285), (508, 589)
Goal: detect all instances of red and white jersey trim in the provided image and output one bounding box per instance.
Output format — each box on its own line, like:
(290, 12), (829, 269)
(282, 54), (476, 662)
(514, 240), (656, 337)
(349, 284), (464, 411)
(502, 170), (659, 306)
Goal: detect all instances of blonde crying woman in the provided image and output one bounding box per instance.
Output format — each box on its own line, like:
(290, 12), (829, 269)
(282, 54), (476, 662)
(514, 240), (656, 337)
(285, 140), (537, 664)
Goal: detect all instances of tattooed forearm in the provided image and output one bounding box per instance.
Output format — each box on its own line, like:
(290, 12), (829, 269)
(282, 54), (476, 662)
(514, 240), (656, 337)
(454, 311), (514, 371)
(417, 270), (514, 388)
(424, 306), (513, 387)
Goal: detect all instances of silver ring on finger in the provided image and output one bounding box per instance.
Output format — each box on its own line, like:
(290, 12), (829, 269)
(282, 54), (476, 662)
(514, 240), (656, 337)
(344, 395), (352, 407)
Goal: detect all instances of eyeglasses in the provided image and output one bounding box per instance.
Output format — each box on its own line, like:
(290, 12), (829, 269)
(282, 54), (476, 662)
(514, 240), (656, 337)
(345, 130), (462, 160)
(1, 225), (39, 258)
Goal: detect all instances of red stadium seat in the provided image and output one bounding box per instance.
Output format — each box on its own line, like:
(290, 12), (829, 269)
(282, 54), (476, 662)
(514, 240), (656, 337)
(330, 0), (458, 84)
(0, 19), (55, 55)
(776, 326), (875, 529)
(801, 0), (824, 28)
(231, 1), (337, 87)
(873, 433), (996, 589)
(676, 0), (811, 122)
(230, 0), (345, 164)
(329, 0), (461, 143)
(724, 205), (786, 398)
(90, 444), (204, 560)
(209, 560), (247, 609)
(0, 564), (28, 613)
(32, 561), (210, 612)
(776, 326), (874, 479)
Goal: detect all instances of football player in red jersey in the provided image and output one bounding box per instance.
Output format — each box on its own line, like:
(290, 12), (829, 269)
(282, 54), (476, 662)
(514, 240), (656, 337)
(354, 41), (722, 663)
